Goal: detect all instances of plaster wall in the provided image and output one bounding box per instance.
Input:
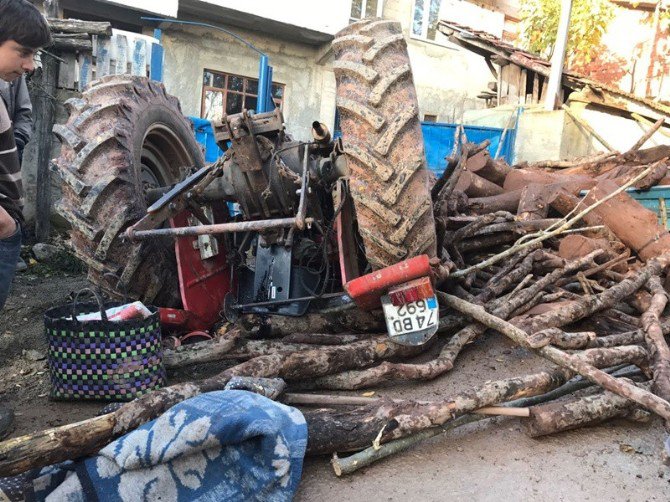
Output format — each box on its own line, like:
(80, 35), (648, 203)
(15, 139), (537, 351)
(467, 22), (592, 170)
(383, 0), (492, 123)
(161, 26), (335, 141)
(463, 104), (670, 164)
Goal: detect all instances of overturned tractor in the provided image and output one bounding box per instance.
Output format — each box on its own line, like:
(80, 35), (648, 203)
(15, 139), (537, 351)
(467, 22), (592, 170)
(52, 19), (441, 345)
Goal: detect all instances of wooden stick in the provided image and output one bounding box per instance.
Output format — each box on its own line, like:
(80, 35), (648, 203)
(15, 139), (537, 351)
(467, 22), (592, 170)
(283, 394), (379, 407)
(450, 163), (656, 278)
(641, 275), (670, 401)
(628, 117), (665, 152)
(631, 113), (670, 139)
(525, 382), (652, 437)
(475, 406), (530, 417)
(438, 292), (670, 425)
(562, 104), (615, 152)
(515, 256), (666, 334)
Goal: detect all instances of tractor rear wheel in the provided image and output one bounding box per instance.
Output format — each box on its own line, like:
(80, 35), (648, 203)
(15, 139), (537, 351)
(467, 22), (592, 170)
(333, 19), (437, 270)
(53, 75), (204, 306)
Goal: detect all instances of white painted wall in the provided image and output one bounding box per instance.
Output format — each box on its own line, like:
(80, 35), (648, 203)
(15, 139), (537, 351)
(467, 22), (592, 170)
(97, 0), (178, 17)
(194, 0), (352, 35)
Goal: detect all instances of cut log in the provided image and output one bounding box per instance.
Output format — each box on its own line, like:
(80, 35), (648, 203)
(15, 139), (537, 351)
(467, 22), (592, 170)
(454, 171), (505, 198)
(238, 309), (384, 336)
(470, 157), (512, 186)
(517, 183), (550, 221)
(582, 179), (670, 261)
(524, 382), (652, 437)
(163, 329), (241, 369)
(51, 38), (92, 52)
(503, 169), (594, 193)
(468, 190), (522, 214)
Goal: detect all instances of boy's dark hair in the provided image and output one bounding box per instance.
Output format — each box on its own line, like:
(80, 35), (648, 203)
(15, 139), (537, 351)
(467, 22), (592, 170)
(0, 0), (51, 49)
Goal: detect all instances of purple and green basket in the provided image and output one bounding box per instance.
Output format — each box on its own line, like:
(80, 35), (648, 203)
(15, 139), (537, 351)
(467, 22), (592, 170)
(44, 301), (166, 401)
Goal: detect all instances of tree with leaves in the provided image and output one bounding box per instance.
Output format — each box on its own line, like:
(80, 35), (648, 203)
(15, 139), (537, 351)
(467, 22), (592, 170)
(520, 0), (615, 67)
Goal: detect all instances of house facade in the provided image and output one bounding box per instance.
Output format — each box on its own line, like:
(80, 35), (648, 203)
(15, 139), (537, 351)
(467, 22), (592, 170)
(56, 0), (508, 139)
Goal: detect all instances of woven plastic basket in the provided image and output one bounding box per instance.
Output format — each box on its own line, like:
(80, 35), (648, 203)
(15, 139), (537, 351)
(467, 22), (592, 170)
(44, 290), (166, 401)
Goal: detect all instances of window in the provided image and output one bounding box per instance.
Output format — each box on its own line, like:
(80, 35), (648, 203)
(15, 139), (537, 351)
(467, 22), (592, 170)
(350, 0), (384, 21)
(412, 0), (441, 41)
(423, 114), (438, 122)
(201, 69), (284, 121)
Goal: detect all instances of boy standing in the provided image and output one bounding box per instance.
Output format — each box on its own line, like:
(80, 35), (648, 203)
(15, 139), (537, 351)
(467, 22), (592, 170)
(0, 0), (51, 438)
(0, 0), (51, 310)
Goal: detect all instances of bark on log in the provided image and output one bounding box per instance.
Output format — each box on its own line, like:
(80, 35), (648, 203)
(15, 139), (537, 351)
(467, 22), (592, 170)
(238, 309), (384, 336)
(641, 276), (670, 401)
(455, 171), (505, 198)
(517, 183), (550, 221)
(526, 328), (596, 349)
(524, 382), (652, 437)
(51, 38), (92, 52)
(49, 18), (112, 35)
(163, 330), (241, 369)
(468, 190), (522, 214)
(458, 233), (516, 252)
(472, 219), (562, 236)
(280, 333), (366, 345)
(503, 169), (594, 193)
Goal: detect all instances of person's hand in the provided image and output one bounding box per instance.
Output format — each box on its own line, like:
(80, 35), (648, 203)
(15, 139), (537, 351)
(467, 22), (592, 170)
(0, 206), (17, 239)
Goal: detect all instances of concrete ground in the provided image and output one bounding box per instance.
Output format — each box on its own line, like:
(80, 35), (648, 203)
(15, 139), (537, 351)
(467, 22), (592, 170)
(1, 272), (669, 501)
(296, 334), (670, 501)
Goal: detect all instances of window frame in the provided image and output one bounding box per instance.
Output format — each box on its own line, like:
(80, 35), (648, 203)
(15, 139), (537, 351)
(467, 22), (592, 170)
(410, 0), (441, 42)
(349, 0), (384, 22)
(201, 69), (284, 121)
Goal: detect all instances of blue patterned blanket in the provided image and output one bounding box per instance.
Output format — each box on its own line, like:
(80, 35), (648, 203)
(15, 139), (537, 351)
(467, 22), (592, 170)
(13, 391), (307, 501)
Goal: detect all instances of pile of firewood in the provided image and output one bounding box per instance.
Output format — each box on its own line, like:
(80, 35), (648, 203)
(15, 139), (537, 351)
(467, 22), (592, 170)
(2, 120), (670, 478)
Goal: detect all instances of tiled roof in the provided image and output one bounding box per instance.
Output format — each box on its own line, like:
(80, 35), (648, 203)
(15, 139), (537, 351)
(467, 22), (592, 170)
(438, 20), (670, 117)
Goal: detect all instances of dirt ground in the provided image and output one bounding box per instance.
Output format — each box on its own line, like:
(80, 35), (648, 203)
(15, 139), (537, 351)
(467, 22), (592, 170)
(1, 267), (670, 501)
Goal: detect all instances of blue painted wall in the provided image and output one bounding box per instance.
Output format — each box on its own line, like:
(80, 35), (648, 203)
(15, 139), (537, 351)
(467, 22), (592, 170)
(422, 122), (516, 175)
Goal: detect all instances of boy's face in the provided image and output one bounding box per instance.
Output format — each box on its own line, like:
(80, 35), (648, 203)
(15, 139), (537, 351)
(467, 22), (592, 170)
(0, 40), (37, 81)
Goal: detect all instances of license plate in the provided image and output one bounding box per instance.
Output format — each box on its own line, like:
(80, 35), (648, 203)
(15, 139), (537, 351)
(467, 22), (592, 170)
(381, 295), (439, 346)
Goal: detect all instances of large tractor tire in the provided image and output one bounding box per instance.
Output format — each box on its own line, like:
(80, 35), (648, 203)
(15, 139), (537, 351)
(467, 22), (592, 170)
(53, 75), (204, 306)
(333, 19), (437, 270)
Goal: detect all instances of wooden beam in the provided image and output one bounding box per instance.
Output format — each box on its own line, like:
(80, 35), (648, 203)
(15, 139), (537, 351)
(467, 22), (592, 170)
(561, 104), (616, 152)
(48, 18), (112, 36)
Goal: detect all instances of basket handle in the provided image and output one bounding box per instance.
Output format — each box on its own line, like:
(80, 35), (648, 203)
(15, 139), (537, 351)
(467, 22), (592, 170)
(103, 272), (129, 303)
(72, 288), (108, 322)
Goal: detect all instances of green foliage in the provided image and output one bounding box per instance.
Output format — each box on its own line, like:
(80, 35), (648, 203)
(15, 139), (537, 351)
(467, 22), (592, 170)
(520, 0), (615, 65)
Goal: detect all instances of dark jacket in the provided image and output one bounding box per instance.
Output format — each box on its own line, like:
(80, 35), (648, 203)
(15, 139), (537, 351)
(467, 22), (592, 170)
(0, 76), (32, 152)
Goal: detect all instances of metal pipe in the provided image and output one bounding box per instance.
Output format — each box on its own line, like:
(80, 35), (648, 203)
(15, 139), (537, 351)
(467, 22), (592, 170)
(234, 292), (346, 310)
(295, 145), (310, 230)
(543, 0), (573, 111)
(257, 55), (271, 113)
(129, 217), (314, 240)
